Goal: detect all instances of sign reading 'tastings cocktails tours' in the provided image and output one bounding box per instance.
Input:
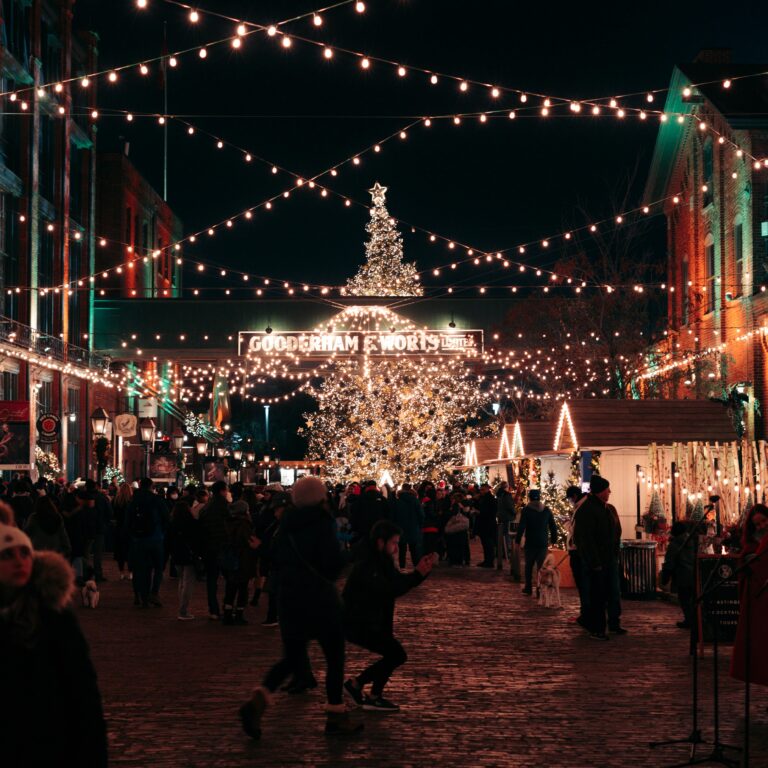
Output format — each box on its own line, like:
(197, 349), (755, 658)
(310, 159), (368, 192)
(239, 329), (484, 358)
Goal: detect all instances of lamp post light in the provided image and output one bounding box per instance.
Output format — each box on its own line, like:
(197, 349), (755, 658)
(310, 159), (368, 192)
(139, 417), (156, 479)
(90, 408), (111, 485)
(196, 438), (207, 483)
(246, 451), (255, 464)
(171, 426), (185, 487)
(232, 449), (243, 483)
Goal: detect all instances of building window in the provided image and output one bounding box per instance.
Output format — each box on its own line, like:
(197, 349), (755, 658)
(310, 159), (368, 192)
(681, 259), (689, 325)
(702, 138), (713, 208)
(38, 380), (53, 413)
(705, 239), (716, 313)
(0, 370), (19, 400)
(66, 387), (79, 479)
(734, 222), (743, 298)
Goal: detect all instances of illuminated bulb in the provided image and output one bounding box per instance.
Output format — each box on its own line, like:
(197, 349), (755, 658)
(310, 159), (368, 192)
(324, 47), (333, 59)
(158, 116), (165, 124)
(140, 64), (149, 75)
(169, 57), (177, 67)
(80, 77), (89, 88)
(352, 156), (360, 164)
(430, 74), (438, 85)
(491, 87), (500, 98)
(237, 23), (246, 35)
(617, 109), (625, 118)
(199, 47), (207, 58)
(374, 144), (381, 152)
(187, 126), (194, 135)
(136, 0), (147, 7)
(99, 238), (106, 246)
(677, 115), (685, 124)
(189, 9), (199, 22)
(541, 107), (549, 116)
(54, 83), (63, 92)
(9, 93), (16, 101)
(646, 93), (654, 102)
(281, 36), (291, 48)
(58, 106), (65, 115)
(361, 57), (370, 69)
(699, 121), (707, 131)
(642, 206), (650, 213)
(231, 38), (241, 49)
(682, 87), (691, 97)
(479, 114), (487, 123)
(453, 116), (461, 125)
(424, 118), (432, 127)
(616, 215), (623, 224)
(609, 98), (617, 108)
(592, 105), (600, 115)
(520, 93), (527, 103)
(723, 79), (731, 89)
(400, 130), (407, 138)
(355, 1), (365, 12)
(245, 211), (252, 219)
(91, 110), (98, 119)
(397, 66), (406, 77)
(216, 140), (223, 149)
(508, 110), (516, 119)
(459, 81), (468, 92)
(108, 71), (118, 82)
(267, 25), (277, 36)
(208, 228), (214, 235)
(639, 111), (647, 120)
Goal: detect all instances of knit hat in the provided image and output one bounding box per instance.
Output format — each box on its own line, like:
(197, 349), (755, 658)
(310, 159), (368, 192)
(291, 476), (327, 509)
(528, 488), (541, 501)
(590, 475), (610, 494)
(0, 523), (33, 555)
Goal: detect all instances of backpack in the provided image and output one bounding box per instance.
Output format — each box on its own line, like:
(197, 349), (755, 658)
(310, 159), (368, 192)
(129, 499), (156, 538)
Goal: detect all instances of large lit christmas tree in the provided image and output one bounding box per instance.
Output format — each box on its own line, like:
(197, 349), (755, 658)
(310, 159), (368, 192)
(300, 307), (491, 483)
(344, 182), (423, 297)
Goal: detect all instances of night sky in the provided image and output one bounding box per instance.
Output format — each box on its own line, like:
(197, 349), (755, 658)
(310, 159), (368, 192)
(76, 0), (768, 294)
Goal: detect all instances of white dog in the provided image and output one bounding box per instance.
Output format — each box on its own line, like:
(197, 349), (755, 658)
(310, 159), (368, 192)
(81, 579), (100, 609)
(536, 553), (562, 609)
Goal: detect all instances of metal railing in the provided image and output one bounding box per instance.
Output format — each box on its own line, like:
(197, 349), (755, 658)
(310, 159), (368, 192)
(0, 315), (111, 371)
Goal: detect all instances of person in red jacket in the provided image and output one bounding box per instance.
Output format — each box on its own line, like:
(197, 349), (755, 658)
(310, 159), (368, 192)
(730, 504), (768, 687)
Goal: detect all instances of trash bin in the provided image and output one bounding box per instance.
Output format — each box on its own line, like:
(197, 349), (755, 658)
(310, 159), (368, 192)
(619, 540), (657, 600)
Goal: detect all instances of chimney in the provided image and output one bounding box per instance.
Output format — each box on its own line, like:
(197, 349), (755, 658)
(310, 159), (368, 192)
(693, 48), (733, 65)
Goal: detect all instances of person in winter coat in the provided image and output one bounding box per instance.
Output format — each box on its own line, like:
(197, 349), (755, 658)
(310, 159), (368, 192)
(565, 485), (588, 624)
(84, 480), (110, 582)
(239, 476), (363, 740)
(198, 481), (231, 619)
(112, 482), (133, 578)
(126, 478), (169, 609)
(516, 488), (558, 595)
(0, 521), (107, 767)
(573, 476), (624, 640)
(444, 494), (471, 565)
(474, 484), (498, 568)
(62, 490), (88, 585)
(221, 498), (259, 625)
(660, 520), (697, 629)
(496, 482), (516, 563)
(167, 501), (201, 620)
(9, 479), (34, 528)
(343, 519), (434, 711)
(257, 491), (290, 627)
(350, 481), (389, 546)
(393, 484), (424, 568)
(25, 495), (71, 557)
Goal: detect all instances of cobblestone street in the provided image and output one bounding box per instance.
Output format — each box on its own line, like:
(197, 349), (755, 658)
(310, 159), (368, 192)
(79, 554), (768, 768)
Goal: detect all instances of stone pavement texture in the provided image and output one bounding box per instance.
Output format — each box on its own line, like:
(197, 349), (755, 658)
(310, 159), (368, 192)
(78, 552), (768, 768)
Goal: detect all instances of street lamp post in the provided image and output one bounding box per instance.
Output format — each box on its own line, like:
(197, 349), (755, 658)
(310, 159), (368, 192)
(196, 438), (207, 484)
(90, 407), (111, 486)
(171, 426), (185, 487)
(233, 448), (243, 483)
(139, 417), (156, 479)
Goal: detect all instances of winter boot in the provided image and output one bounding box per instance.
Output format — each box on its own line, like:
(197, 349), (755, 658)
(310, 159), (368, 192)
(222, 606), (234, 625)
(239, 687), (270, 740)
(324, 704), (364, 736)
(233, 608), (248, 625)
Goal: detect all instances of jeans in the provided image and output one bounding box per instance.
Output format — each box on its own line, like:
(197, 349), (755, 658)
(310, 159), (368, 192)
(205, 556), (221, 616)
(524, 547), (547, 591)
(585, 566), (611, 635)
(177, 564), (196, 616)
(224, 576), (249, 608)
(398, 536), (422, 569)
(348, 629), (407, 696)
(132, 537), (164, 604)
(263, 601), (345, 705)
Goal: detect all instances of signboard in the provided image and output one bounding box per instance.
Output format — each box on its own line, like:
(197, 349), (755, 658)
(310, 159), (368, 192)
(697, 554), (740, 646)
(0, 401), (30, 469)
(148, 452), (178, 481)
(114, 413), (138, 438)
(36, 413), (61, 443)
(238, 329), (484, 358)
(138, 397), (158, 418)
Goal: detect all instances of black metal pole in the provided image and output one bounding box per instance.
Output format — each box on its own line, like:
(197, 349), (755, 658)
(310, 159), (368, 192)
(636, 464), (642, 540)
(671, 462), (677, 523)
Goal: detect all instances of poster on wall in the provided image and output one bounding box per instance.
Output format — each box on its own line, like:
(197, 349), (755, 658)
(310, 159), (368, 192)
(148, 452), (178, 481)
(202, 460), (227, 484)
(0, 401), (31, 470)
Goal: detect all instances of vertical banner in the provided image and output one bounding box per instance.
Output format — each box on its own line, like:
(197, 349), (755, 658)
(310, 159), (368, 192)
(0, 401), (31, 469)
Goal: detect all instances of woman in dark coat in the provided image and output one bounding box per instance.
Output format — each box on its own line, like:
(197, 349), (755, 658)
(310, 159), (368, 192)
(25, 495), (72, 557)
(167, 501), (201, 620)
(0, 518), (107, 767)
(222, 499), (258, 625)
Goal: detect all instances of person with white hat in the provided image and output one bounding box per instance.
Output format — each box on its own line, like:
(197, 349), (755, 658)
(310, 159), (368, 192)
(0, 518), (107, 765)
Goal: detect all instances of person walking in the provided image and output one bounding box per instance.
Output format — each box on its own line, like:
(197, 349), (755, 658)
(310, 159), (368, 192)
(573, 476), (624, 640)
(111, 482), (133, 579)
(25, 495), (71, 557)
(167, 500), (201, 620)
(198, 481), (231, 620)
(516, 488), (558, 595)
(84, 480), (111, 582)
(239, 476), (362, 739)
(661, 520), (697, 629)
(393, 483), (424, 568)
(0, 521), (108, 766)
(221, 496), (259, 626)
(343, 520), (434, 711)
(496, 481), (516, 569)
(474, 484), (498, 568)
(444, 493), (471, 566)
(350, 481), (389, 549)
(565, 485), (588, 625)
(126, 478), (168, 609)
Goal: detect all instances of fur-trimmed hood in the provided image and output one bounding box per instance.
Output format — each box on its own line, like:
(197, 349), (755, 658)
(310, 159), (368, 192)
(25, 550), (76, 611)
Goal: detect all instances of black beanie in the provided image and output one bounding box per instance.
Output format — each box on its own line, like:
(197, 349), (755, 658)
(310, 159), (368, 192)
(590, 475), (610, 494)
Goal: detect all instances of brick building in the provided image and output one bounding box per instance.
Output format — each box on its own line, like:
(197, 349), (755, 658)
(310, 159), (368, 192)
(0, 0), (116, 480)
(644, 50), (768, 438)
(96, 148), (182, 299)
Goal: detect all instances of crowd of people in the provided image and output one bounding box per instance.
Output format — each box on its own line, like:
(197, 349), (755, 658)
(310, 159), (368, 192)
(2, 469), (765, 763)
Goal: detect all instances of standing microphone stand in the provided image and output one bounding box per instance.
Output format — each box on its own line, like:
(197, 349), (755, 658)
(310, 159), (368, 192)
(649, 516), (708, 759)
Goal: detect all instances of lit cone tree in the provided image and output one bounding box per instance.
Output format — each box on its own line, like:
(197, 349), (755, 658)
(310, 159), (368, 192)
(344, 182), (423, 297)
(300, 307), (492, 483)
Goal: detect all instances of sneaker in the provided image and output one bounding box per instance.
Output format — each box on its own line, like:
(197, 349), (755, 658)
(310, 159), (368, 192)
(344, 678), (365, 706)
(610, 626), (628, 635)
(261, 619), (278, 627)
(363, 695), (400, 712)
(324, 707), (364, 735)
(589, 632), (609, 641)
(239, 689), (269, 741)
(177, 614), (195, 621)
